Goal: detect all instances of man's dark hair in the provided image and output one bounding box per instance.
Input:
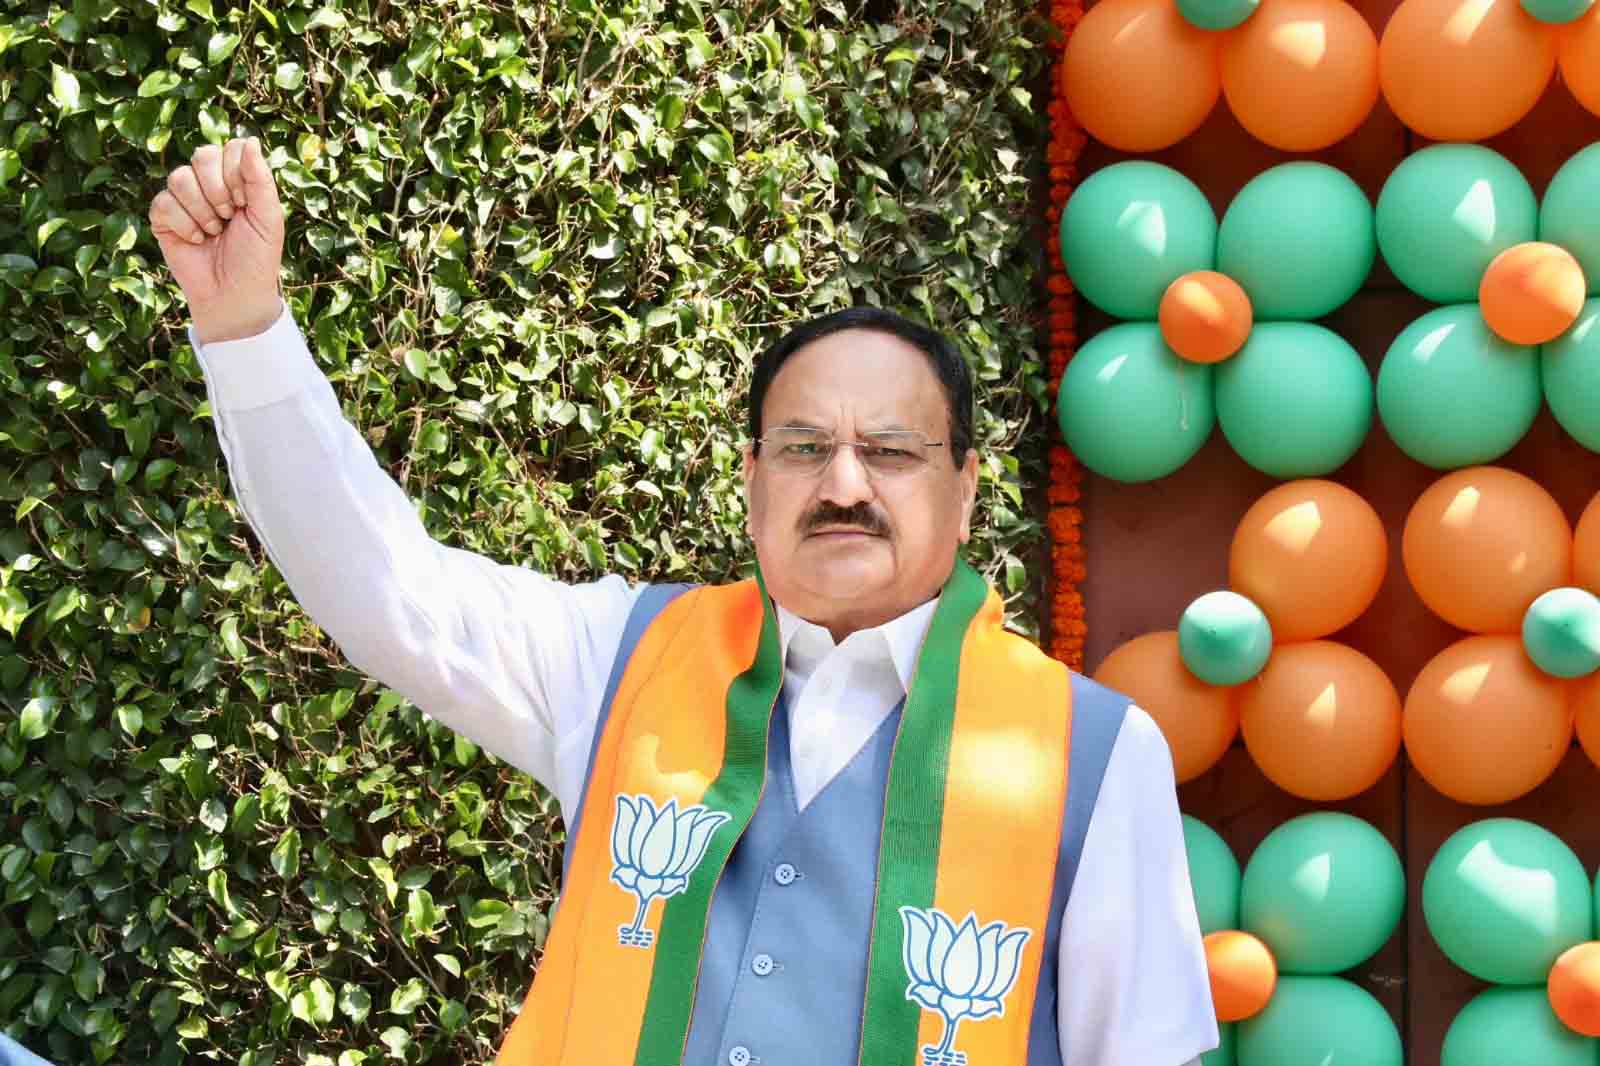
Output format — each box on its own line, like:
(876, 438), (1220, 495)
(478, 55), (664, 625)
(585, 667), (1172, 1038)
(747, 307), (974, 467)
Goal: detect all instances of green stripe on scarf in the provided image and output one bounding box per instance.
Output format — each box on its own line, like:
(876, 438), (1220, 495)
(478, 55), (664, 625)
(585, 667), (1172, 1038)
(635, 576), (785, 1065)
(858, 559), (989, 1062)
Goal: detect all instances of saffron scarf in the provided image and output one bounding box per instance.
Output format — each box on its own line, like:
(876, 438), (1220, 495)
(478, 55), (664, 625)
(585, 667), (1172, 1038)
(497, 559), (1073, 1065)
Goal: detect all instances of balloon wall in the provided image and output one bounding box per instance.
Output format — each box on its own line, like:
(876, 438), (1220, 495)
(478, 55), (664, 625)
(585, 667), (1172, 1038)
(1052, 0), (1600, 1052)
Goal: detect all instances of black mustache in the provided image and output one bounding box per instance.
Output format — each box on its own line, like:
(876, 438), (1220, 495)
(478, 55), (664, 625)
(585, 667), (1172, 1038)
(799, 502), (889, 538)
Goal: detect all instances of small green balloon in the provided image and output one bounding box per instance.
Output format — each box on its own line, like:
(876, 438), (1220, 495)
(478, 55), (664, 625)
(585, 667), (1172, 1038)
(1057, 323), (1216, 483)
(1217, 163), (1375, 320)
(1179, 0), (1260, 29)
(1522, 0), (1594, 24)
(1237, 977), (1403, 1066)
(1061, 161), (1218, 319)
(1423, 818), (1595, 985)
(1203, 1022), (1237, 1066)
(1240, 812), (1405, 975)
(1543, 299), (1600, 452)
(1523, 587), (1600, 678)
(1377, 305), (1541, 469)
(1184, 814), (1243, 934)
(1544, 144), (1600, 296)
(1443, 987), (1597, 1066)
(1215, 322), (1373, 478)
(1180, 591), (1273, 686)
(1376, 144), (1537, 303)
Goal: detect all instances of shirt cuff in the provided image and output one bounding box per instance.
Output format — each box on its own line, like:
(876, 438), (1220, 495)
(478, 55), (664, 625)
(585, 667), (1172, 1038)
(191, 300), (325, 412)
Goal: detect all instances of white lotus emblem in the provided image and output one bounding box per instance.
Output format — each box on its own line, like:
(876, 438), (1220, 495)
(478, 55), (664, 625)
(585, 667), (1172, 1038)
(900, 906), (1033, 1066)
(609, 793), (730, 948)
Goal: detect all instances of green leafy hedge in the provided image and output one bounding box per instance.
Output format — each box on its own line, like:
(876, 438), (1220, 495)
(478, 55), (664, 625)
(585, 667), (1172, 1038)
(0, 0), (1051, 1060)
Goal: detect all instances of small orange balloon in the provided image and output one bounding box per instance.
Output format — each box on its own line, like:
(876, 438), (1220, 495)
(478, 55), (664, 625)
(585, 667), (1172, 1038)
(1205, 930), (1278, 1022)
(1160, 271), (1255, 363)
(1402, 466), (1573, 633)
(1576, 490), (1600, 595)
(1403, 634), (1573, 805)
(1063, 0), (1223, 152)
(1093, 631), (1240, 783)
(1549, 942), (1600, 1037)
(1229, 480), (1389, 642)
(1239, 641), (1403, 801)
(1379, 0), (1557, 141)
(1560, 11), (1600, 118)
(1220, 0), (1380, 151)
(1576, 671), (1600, 771)
(1479, 242), (1588, 345)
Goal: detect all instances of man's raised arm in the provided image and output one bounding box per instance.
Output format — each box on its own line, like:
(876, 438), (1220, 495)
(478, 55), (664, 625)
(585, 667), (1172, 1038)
(149, 138), (638, 816)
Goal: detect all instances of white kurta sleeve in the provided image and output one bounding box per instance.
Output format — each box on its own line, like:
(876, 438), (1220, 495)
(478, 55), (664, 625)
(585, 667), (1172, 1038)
(194, 303), (639, 817)
(1056, 704), (1219, 1066)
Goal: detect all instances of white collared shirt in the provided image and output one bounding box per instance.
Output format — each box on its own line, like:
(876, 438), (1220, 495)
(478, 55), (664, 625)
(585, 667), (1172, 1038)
(194, 305), (1216, 1066)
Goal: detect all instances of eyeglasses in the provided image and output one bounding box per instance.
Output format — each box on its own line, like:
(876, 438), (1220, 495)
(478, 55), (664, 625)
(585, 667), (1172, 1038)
(753, 426), (946, 476)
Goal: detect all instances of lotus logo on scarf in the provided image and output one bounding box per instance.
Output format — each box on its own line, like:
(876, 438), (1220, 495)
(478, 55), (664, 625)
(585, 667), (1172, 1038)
(899, 906), (1033, 1066)
(609, 793), (730, 948)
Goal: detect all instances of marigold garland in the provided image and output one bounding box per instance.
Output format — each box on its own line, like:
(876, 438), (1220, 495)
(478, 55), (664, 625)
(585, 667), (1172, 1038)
(1044, 0), (1089, 670)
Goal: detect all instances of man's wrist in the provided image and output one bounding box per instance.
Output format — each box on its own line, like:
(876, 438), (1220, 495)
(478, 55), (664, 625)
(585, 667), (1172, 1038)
(192, 297), (285, 346)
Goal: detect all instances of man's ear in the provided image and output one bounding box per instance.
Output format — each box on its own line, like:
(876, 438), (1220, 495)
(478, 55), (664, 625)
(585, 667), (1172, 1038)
(958, 448), (978, 543)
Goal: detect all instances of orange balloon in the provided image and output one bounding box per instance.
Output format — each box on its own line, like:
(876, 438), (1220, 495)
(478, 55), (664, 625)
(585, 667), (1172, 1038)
(1379, 0), (1557, 141)
(1549, 942), (1600, 1037)
(1220, 0), (1380, 151)
(1160, 271), (1255, 363)
(1479, 242), (1588, 345)
(1063, 0), (1222, 152)
(1229, 480), (1389, 642)
(1576, 491), (1600, 595)
(1402, 466), (1573, 633)
(1205, 930), (1278, 1022)
(1560, 11), (1600, 118)
(1092, 631), (1240, 783)
(1403, 634), (1573, 804)
(1239, 640), (1403, 800)
(1576, 671), (1600, 770)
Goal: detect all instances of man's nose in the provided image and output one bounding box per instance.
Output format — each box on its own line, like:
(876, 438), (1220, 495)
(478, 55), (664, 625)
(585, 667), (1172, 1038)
(816, 443), (875, 507)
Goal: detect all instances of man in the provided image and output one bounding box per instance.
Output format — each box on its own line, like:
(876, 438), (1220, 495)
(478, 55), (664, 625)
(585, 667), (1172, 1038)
(150, 138), (1217, 1065)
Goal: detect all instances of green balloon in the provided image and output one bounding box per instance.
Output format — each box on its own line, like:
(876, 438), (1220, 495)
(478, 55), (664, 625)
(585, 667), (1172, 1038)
(1179, 0), (1260, 29)
(1057, 323), (1216, 483)
(1523, 587), (1600, 678)
(1375, 145), (1537, 303)
(1376, 305), (1541, 469)
(1544, 144), (1600, 296)
(1443, 987), (1598, 1066)
(1423, 818), (1595, 985)
(1061, 161), (1218, 319)
(1237, 977), (1403, 1066)
(1522, 0), (1594, 24)
(1184, 814), (1243, 934)
(1180, 591), (1273, 686)
(1215, 322), (1373, 478)
(1543, 299), (1600, 452)
(1203, 1022), (1237, 1066)
(1217, 163), (1375, 320)
(1240, 812), (1405, 975)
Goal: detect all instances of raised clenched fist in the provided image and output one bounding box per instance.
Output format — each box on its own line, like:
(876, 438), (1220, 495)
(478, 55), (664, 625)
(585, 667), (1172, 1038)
(149, 137), (286, 344)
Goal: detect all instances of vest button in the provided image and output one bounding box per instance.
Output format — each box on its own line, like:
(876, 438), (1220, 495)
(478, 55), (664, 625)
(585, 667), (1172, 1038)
(774, 862), (797, 885)
(751, 952), (775, 976)
(728, 1046), (752, 1066)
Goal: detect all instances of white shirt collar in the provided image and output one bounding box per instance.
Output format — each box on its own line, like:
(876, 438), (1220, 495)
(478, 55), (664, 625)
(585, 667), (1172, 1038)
(774, 596), (940, 694)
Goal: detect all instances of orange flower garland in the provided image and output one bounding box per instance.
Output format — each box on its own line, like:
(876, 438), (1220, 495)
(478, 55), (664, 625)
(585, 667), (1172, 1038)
(1045, 0), (1089, 670)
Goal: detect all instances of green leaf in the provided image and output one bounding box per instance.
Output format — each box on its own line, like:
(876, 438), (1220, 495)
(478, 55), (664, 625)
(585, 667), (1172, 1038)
(0, 586), (34, 636)
(51, 65), (81, 111)
(138, 70), (182, 97)
(291, 977), (335, 1027)
(270, 829), (301, 880)
(339, 982), (372, 1023)
(388, 978), (427, 1015)
(275, 63), (305, 91)
(116, 705), (143, 738)
(207, 32), (241, 65)
(19, 696), (57, 741)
